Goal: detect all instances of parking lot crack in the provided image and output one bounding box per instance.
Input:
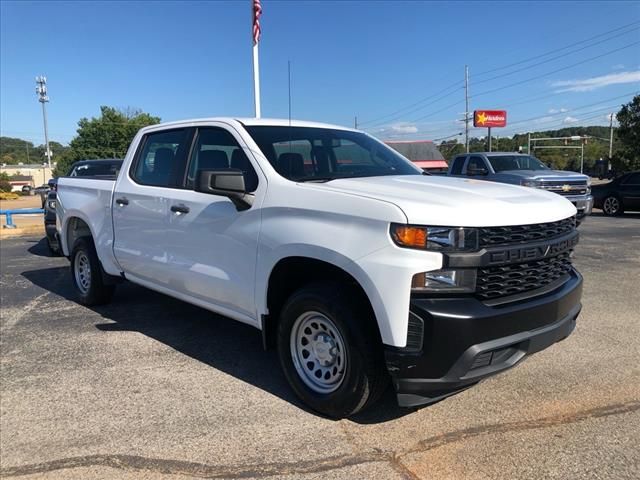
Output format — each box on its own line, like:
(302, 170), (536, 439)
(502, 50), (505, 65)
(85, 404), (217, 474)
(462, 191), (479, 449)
(399, 399), (640, 459)
(4, 401), (637, 479)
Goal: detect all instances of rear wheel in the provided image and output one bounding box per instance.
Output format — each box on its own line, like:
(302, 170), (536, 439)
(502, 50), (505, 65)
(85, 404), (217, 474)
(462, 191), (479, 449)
(602, 195), (622, 216)
(277, 283), (388, 418)
(70, 237), (115, 305)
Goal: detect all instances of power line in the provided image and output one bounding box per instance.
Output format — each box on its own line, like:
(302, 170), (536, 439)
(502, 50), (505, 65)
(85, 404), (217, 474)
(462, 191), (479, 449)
(473, 27), (639, 87)
(358, 81), (463, 126)
(473, 20), (640, 78)
(472, 41), (640, 100)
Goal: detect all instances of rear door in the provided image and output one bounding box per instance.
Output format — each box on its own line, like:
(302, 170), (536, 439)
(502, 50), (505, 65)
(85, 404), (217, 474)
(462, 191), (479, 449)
(620, 172), (640, 210)
(112, 127), (193, 286)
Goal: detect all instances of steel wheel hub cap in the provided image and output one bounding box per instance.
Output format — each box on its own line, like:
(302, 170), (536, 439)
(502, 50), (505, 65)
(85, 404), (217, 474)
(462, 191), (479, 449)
(290, 311), (347, 394)
(74, 251), (91, 294)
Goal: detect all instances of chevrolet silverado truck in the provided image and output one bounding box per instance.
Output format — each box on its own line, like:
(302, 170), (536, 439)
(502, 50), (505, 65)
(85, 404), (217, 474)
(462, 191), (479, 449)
(56, 118), (583, 418)
(448, 152), (593, 218)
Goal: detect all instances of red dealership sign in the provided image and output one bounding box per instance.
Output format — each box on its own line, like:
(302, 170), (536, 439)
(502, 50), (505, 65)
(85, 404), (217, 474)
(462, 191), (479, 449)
(473, 110), (507, 128)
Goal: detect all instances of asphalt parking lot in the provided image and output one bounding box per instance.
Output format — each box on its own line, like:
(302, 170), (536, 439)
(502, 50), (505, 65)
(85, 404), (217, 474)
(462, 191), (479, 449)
(1, 213), (639, 480)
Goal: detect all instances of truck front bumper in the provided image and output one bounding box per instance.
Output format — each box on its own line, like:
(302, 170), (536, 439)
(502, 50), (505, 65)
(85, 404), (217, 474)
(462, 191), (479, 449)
(566, 194), (593, 218)
(385, 269), (582, 408)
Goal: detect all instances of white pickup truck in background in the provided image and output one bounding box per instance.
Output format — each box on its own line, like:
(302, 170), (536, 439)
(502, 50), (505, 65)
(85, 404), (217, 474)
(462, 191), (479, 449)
(56, 118), (583, 418)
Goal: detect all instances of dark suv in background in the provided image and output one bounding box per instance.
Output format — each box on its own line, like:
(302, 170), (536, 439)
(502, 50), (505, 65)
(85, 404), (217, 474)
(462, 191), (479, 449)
(447, 152), (593, 218)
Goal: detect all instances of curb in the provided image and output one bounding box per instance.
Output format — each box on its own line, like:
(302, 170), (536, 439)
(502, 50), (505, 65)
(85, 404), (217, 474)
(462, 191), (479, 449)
(0, 225), (45, 239)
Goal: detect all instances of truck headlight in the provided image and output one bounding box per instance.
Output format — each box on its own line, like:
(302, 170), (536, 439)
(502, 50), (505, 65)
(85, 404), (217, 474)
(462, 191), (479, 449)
(520, 180), (540, 188)
(411, 269), (476, 293)
(390, 224), (478, 252)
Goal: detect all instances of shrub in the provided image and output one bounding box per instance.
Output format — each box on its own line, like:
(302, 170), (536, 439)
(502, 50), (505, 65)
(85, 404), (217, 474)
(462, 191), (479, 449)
(0, 192), (20, 200)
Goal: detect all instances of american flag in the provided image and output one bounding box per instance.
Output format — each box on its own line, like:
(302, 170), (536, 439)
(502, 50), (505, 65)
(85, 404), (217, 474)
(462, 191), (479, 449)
(252, 0), (262, 45)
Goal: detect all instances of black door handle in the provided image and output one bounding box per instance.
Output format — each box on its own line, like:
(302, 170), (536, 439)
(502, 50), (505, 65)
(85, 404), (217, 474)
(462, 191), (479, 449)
(170, 204), (190, 214)
(115, 197), (129, 206)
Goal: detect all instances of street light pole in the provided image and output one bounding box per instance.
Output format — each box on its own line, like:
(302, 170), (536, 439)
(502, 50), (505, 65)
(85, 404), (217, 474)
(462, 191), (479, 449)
(464, 65), (469, 153)
(35, 76), (52, 169)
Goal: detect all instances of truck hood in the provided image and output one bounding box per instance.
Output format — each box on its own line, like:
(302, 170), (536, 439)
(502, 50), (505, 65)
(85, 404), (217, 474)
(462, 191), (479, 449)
(498, 169), (589, 182)
(319, 175), (576, 227)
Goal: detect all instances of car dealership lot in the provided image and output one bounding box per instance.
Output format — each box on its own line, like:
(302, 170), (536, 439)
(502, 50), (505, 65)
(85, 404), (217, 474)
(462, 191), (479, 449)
(1, 214), (639, 480)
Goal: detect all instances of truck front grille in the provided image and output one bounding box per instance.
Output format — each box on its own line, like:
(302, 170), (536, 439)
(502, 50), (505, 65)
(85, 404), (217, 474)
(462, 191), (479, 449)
(476, 251), (573, 300)
(538, 181), (589, 196)
(479, 216), (576, 247)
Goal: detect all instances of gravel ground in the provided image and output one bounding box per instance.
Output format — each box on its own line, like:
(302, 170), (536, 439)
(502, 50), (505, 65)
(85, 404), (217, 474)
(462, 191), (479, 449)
(1, 212), (639, 479)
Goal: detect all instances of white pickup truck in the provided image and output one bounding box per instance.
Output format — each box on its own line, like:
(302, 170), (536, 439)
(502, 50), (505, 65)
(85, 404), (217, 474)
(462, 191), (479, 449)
(57, 118), (583, 418)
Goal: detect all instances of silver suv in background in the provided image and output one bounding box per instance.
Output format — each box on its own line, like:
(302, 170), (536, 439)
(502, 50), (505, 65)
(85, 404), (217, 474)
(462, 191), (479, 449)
(448, 152), (593, 218)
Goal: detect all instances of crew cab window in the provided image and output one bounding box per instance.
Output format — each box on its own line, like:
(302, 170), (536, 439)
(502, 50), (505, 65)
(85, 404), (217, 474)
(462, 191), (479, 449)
(466, 156), (487, 173)
(450, 156), (465, 174)
(186, 127), (258, 192)
(133, 129), (190, 187)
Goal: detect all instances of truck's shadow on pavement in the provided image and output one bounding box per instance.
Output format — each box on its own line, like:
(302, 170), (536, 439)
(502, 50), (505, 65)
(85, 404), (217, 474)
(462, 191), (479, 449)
(22, 239), (411, 424)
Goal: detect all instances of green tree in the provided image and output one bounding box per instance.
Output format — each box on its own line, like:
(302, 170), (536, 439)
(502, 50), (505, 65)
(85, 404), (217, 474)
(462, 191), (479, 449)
(615, 95), (640, 171)
(54, 106), (160, 176)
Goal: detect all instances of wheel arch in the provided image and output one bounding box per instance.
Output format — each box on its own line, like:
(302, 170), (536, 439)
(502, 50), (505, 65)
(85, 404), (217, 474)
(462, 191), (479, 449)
(261, 255), (386, 350)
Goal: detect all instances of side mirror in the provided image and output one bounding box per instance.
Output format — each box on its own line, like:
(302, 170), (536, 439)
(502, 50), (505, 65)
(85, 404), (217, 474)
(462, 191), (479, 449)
(195, 169), (253, 211)
(467, 166), (488, 176)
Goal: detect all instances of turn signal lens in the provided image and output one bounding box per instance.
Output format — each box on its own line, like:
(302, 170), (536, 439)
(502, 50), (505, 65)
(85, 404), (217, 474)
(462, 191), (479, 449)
(390, 224), (478, 252)
(392, 226), (427, 248)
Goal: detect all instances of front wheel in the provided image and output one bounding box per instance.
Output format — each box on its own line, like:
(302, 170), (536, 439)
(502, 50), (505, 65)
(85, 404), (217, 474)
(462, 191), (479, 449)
(277, 283), (388, 418)
(602, 195), (622, 216)
(70, 237), (115, 305)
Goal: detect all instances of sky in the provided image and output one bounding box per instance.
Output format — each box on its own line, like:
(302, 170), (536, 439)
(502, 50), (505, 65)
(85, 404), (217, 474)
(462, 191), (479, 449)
(1, 0), (639, 148)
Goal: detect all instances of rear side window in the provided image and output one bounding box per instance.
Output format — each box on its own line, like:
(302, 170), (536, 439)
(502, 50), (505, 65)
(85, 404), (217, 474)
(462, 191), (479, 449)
(186, 127), (259, 192)
(133, 129), (190, 187)
(450, 156), (465, 174)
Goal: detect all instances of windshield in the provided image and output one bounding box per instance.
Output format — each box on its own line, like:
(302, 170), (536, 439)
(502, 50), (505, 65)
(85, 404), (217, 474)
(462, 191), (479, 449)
(244, 126), (422, 181)
(487, 155), (549, 172)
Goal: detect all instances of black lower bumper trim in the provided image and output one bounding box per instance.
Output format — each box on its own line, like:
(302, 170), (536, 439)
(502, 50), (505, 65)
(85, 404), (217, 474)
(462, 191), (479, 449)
(386, 270), (582, 408)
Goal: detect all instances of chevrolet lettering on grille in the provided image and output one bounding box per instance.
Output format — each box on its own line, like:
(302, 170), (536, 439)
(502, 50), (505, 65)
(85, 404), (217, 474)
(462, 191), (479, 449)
(487, 233), (579, 265)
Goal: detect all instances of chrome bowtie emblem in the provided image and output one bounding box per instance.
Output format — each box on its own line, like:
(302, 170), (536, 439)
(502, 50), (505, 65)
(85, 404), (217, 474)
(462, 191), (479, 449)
(562, 184), (571, 192)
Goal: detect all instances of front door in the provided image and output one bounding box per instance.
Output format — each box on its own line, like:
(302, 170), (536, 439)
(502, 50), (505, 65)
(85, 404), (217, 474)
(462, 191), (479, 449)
(620, 172), (640, 210)
(163, 125), (265, 323)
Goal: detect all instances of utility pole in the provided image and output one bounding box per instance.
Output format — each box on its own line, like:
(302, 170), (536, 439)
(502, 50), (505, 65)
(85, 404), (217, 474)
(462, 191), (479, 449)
(608, 113), (614, 160)
(26, 142), (30, 163)
(35, 76), (52, 168)
(464, 65), (469, 153)
(354, 116), (358, 129)
(580, 140), (584, 174)
(527, 132), (531, 154)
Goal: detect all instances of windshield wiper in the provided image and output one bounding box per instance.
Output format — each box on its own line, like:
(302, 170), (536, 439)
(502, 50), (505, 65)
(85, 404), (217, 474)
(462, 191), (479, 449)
(294, 176), (338, 183)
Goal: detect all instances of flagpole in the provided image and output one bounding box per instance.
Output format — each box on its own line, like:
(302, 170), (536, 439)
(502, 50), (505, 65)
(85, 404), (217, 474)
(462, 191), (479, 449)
(253, 42), (261, 118)
(252, 0), (262, 118)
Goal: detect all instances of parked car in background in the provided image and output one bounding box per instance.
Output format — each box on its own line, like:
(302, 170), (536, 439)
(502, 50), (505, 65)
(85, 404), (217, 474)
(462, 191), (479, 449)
(43, 159), (122, 255)
(592, 171), (640, 216)
(448, 152), (593, 218)
(21, 185), (33, 195)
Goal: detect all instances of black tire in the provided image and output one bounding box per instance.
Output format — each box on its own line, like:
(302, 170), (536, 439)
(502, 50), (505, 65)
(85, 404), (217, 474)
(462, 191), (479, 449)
(70, 237), (115, 306)
(46, 236), (61, 257)
(602, 195), (623, 216)
(277, 283), (388, 418)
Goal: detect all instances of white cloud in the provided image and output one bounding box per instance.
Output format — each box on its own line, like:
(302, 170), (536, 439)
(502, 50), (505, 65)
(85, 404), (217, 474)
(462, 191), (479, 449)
(551, 71), (640, 92)
(389, 123), (418, 134)
(612, 64), (625, 70)
(548, 108), (558, 114)
(534, 116), (555, 124)
(563, 116), (579, 124)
